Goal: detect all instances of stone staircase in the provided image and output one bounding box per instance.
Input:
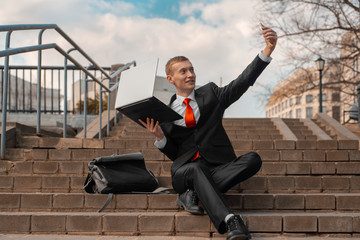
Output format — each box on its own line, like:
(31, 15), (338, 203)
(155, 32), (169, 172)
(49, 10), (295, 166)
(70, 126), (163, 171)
(0, 116), (360, 239)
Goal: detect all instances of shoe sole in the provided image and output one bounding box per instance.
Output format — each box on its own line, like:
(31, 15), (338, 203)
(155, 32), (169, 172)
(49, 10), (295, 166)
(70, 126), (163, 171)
(176, 198), (204, 215)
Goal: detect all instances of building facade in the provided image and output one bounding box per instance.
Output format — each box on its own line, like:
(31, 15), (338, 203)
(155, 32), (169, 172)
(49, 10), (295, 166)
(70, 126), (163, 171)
(266, 31), (359, 122)
(266, 66), (342, 121)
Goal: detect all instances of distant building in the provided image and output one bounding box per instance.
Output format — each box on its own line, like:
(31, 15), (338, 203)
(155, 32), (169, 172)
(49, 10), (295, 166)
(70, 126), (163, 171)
(266, 31), (359, 122)
(0, 73), (63, 113)
(265, 66), (342, 121)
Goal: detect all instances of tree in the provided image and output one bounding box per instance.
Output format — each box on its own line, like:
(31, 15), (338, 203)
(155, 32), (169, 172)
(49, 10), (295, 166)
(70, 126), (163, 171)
(255, 0), (360, 108)
(75, 93), (108, 115)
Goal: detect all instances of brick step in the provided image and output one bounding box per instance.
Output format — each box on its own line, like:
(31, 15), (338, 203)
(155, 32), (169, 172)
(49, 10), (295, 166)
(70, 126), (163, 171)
(2, 175), (360, 193)
(0, 175), (171, 193)
(282, 120), (318, 141)
(114, 124), (278, 131)
(3, 160), (360, 178)
(108, 134), (284, 140)
(4, 148), (360, 167)
(2, 235), (356, 240)
(2, 192), (360, 212)
(112, 127), (280, 135)
(7, 139), (360, 159)
(0, 211), (360, 236)
(14, 137), (359, 151)
(110, 128), (282, 135)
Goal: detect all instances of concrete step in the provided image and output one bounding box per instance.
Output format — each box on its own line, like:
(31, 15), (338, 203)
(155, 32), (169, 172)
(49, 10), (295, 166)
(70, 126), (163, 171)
(2, 235), (357, 240)
(7, 139), (360, 160)
(2, 192), (360, 212)
(282, 119), (319, 141)
(109, 129), (283, 139)
(3, 160), (360, 178)
(1, 175), (360, 193)
(0, 211), (360, 236)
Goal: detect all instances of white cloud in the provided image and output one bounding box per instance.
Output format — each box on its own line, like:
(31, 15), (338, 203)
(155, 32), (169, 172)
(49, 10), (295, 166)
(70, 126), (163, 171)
(0, 0), (279, 117)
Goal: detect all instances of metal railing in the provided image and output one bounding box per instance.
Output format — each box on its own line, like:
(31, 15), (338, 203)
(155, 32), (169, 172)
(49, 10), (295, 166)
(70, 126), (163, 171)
(0, 65), (110, 114)
(0, 24), (136, 158)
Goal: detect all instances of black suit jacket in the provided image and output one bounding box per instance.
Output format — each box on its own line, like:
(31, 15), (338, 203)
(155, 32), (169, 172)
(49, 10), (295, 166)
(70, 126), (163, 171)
(159, 55), (269, 174)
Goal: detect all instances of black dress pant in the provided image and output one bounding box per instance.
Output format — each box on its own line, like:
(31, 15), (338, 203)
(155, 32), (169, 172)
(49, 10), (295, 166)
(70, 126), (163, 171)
(172, 151), (262, 234)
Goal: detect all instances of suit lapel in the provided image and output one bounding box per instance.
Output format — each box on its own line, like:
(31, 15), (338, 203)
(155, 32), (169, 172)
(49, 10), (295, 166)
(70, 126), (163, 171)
(168, 94), (177, 106)
(195, 90), (204, 124)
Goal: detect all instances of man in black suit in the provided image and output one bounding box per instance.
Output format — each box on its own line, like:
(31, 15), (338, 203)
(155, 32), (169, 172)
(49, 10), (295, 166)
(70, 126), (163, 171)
(140, 25), (277, 240)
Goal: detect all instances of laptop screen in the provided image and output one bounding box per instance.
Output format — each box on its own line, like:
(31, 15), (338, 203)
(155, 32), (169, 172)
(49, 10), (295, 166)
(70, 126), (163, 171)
(115, 59), (158, 109)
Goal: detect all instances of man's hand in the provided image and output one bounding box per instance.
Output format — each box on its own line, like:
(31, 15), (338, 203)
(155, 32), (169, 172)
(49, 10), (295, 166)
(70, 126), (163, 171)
(261, 25), (277, 57)
(138, 118), (164, 141)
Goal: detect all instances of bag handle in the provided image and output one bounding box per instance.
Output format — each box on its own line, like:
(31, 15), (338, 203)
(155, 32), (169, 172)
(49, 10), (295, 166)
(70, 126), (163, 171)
(98, 193), (114, 213)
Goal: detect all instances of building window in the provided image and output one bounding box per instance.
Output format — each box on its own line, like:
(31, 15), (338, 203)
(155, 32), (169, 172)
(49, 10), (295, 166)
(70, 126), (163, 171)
(306, 107), (313, 118)
(306, 94), (313, 103)
(332, 93), (340, 102)
(285, 100), (288, 108)
(289, 98), (293, 107)
(282, 102), (284, 111)
(296, 109), (301, 118)
(296, 96), (301, 105)
(289, 110), (293, 118)
(322, 94), (327, 101)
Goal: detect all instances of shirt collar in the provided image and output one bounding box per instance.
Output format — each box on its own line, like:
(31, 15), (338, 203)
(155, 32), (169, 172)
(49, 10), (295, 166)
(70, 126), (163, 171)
(175, 90), (196, 105)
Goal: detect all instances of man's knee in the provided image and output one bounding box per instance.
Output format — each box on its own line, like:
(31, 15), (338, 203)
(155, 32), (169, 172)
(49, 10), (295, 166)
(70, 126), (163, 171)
(186, 161), (209, 175)
(244, 151), (262, 172)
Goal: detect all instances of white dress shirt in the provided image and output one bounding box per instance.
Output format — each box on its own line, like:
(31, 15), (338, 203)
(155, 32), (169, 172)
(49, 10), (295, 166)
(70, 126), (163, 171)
(171, 91), (200, 127)
(154, 52), (272, 149)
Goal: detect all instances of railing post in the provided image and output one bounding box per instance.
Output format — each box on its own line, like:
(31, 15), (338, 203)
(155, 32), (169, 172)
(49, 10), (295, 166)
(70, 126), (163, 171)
(63, 58), (68, 138)
(63, 48), (76, 138)
(83, 74), (88, 138)
(107, 82), (111, 136)
(1, 31), (12, 158)
(99, 86), (103, 139)
(37, 29), (45, 134)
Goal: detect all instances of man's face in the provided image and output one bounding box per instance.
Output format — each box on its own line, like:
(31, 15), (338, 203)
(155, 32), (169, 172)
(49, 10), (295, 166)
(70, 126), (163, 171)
(167, 60), (196, 95)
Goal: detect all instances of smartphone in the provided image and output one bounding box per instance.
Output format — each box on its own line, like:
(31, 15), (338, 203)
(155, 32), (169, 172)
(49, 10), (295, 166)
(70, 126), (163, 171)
(259, 22), (272, 44)
(259, 22), (265, 31)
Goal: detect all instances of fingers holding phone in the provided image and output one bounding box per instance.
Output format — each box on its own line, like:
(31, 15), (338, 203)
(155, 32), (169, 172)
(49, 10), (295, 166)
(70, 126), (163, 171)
(259, 22), (277, 50)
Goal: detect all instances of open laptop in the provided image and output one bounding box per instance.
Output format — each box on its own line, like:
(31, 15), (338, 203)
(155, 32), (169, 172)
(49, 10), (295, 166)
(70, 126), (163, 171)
(115, 59), (182, 127)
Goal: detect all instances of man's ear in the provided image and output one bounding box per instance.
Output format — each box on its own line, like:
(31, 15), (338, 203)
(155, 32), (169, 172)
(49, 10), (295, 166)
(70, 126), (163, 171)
(167, 75), (174, 85)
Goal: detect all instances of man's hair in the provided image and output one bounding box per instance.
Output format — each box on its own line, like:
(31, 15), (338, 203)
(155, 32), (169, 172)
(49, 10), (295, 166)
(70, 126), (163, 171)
(165, 56), (189, 76)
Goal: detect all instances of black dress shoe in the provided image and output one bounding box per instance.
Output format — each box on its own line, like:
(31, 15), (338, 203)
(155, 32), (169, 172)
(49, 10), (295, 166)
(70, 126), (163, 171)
(226, 215), (251, 240)
(176, 189), (204, 215)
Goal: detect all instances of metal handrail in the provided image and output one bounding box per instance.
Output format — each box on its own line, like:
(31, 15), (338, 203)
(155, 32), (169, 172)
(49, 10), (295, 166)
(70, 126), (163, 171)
(0, 44), (110, 91)
(0, 24), (136, 158)
(0, 24), (111, 80)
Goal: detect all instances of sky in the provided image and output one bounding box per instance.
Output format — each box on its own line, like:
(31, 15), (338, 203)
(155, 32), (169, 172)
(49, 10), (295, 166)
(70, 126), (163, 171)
(0, 0), (282, 118)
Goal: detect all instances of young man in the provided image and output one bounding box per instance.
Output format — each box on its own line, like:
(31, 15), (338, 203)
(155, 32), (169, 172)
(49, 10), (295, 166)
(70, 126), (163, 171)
(140, 26), (277, 240)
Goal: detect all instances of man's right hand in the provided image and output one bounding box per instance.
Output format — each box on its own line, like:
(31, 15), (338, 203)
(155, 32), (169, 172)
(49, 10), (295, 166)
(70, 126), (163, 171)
(138, 117), (164, 141)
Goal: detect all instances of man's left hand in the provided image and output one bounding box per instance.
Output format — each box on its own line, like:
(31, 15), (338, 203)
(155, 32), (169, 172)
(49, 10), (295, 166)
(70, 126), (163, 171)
(261, 25), (277, 57)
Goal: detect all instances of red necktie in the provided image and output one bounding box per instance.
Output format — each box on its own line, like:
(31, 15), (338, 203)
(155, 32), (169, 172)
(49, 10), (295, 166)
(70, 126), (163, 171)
(183, 98), (196, 128)
(183, 98), (199, 161)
